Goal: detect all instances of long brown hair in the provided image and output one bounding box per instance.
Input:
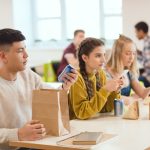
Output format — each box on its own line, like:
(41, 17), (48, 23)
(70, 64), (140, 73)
(78, 37), (104, 100)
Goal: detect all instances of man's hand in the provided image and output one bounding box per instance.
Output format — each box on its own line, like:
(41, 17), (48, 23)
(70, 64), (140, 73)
(18, 120), (46, 141)
(62, 69), (78, 91)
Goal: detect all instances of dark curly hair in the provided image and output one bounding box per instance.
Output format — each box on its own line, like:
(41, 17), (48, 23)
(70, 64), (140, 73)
(78, 37), (104, 100)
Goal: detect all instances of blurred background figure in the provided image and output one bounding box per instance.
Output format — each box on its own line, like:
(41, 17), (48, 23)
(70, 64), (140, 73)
(57, 29), (85, 76)
(135, 21), (150, 87)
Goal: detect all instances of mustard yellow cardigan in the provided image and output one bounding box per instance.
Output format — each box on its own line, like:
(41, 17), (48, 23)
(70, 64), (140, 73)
(68, 69), (120, 120)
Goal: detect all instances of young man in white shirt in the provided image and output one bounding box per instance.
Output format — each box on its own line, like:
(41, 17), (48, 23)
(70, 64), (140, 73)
(0, 28), (78, 150)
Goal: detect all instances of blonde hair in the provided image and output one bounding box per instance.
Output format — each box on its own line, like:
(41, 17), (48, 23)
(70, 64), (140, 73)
(107, 35), (138, 76)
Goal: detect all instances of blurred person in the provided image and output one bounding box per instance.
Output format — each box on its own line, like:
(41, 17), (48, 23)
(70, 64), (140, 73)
(135, 21), (150, 87)
(57, 29), (85, 76)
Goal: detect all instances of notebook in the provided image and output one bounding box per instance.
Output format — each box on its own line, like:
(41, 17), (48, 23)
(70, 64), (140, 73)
(72, 131), (103, 145)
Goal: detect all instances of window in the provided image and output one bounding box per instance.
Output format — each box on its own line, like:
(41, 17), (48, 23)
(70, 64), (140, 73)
(34, 0), (61, 41)
(36, 0), (60, 18)
(103, 0), (122, 14)
(104, 17), (122, 40)
(101, 0), (122, 40)
(65, 0), (100, 39)
(32, 0), (122, 46)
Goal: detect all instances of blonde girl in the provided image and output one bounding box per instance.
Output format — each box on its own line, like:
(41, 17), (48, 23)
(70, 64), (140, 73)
(106, 35), (150, 101)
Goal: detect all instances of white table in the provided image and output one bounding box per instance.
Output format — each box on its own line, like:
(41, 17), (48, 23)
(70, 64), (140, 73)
(10, 102), (150, 150)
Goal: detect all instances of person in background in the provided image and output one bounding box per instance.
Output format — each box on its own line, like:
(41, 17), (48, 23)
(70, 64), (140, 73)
(57, 29), (85, 76)
(106, 35), (150, 104)
(135, 21), (150, 87)
(0, 28), (78, 150)
(68, 37), (123, 120)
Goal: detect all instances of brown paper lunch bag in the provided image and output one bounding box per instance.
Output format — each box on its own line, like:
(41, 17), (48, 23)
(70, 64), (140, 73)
(32, 89), (70, 136)
(123, 101), (139, 120)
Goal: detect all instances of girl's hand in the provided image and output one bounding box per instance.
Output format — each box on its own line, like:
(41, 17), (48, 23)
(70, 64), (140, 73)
(104, 78), (122, 92)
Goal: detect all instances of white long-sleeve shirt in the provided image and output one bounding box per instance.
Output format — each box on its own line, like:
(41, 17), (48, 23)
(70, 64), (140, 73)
(0, 68), (59, 150)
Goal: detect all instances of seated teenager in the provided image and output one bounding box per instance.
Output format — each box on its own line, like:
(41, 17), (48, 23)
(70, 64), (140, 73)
(105, 35), (150, 104)
(0, 28), (78, 150)
(68, 37), (123, 120)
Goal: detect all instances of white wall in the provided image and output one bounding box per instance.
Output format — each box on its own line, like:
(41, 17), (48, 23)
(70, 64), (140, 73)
(123, 0), (150, 44)
(0, 0), (13, 28)
(27, 49), (63, 67)
(0, 0), (33, 45)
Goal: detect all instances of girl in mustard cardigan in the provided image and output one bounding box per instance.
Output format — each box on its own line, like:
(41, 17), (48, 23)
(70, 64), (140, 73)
(69, 37), (123, 119)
